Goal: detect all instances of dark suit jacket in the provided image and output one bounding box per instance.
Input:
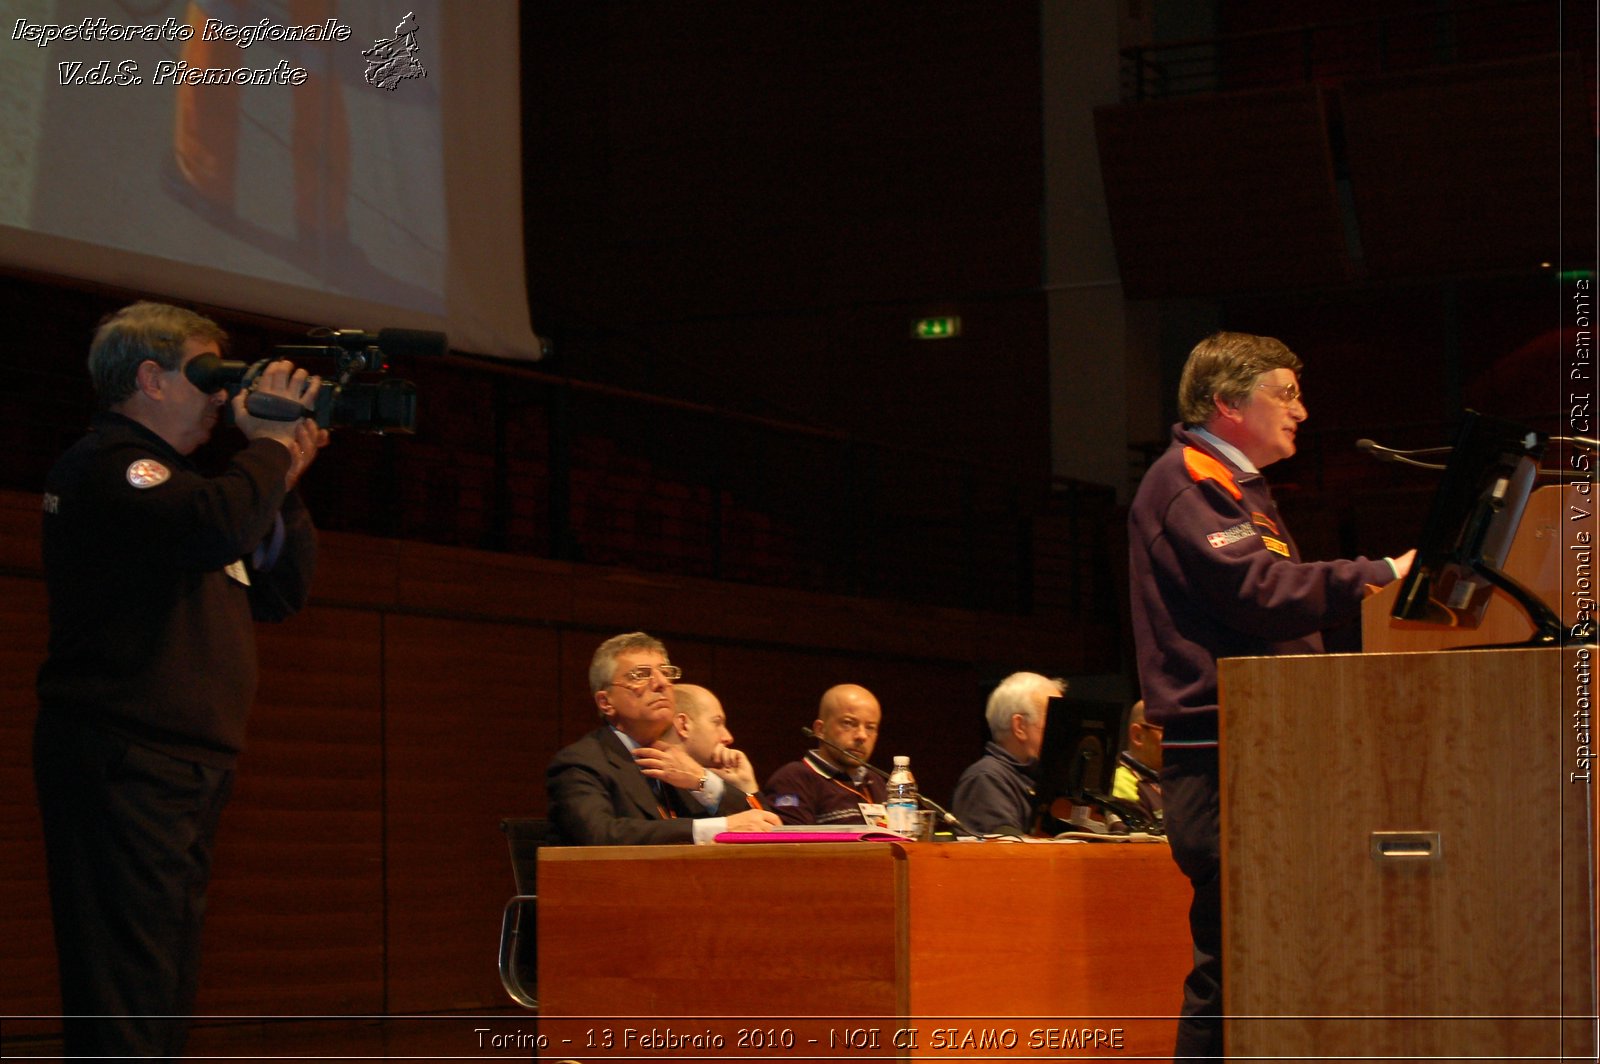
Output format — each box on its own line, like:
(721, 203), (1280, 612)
(546, 726), (749, 845)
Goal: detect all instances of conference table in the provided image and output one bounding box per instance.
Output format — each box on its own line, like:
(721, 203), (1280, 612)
(534, 839), (1193, 1059)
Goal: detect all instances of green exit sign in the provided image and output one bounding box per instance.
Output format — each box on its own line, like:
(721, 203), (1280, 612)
(912, 316), (962, 340)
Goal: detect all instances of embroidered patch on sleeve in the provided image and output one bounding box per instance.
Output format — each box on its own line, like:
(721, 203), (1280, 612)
(1182, 447), (1242, 500)
(125, 459), (170, 489)
(1261, 536), (1290, 557)
(1206, 522), (1256, 548)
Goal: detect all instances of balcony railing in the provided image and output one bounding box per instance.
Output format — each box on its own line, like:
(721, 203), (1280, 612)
(1121, 0), (1571, 102)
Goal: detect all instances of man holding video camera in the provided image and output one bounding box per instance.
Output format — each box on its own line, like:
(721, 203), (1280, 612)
(33, 301), (328, 1059)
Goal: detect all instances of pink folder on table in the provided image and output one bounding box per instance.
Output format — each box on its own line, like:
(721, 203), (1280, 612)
(715, 825), (910, 843)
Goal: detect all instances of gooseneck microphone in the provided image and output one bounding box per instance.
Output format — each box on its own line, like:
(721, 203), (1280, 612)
(1354, 438), (1450, 471)
(801, 726), (888, 780)
(1359, 435), (1596, 481)
(800, 727), (980, 838)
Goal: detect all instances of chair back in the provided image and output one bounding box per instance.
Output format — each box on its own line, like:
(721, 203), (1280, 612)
(500, 817), (556, 894)
(497, 817), (555, 1009)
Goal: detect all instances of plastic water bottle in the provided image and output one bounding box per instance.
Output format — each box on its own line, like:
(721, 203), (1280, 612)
(885, 755), (919, 836)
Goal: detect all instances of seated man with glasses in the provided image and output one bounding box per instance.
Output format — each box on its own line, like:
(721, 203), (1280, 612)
(763, 684), (886, 825)
(546, 632), (780, 844)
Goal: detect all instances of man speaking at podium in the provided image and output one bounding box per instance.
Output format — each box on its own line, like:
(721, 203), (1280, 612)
(1127, 332), (1413, 1061)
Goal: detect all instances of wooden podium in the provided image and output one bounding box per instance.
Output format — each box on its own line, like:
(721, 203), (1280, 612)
(1362, 483), (1581, 649)
(1222, 485), (1598, 1061)
(536, 842), (1194, 1057)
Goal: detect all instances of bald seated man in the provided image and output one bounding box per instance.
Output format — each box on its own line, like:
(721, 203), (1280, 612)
(655, 684), (763, 806)
(762, 684), (886, 825)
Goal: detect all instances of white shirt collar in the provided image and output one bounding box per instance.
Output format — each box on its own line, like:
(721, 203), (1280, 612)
(1191, 426), (1258, 475)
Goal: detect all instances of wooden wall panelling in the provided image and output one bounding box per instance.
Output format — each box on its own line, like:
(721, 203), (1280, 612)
(196, 606), (386, 1015)
(704, 643), (851, 788)
(556, 626), (605, 749)
(825, 656), (989, 803)
(0, 489), (44, 572)
(383, 617), (561, 1011)
(392, 540), (574, 622)
(308, 530), (403, 611)
(0, 576), (57, 1026)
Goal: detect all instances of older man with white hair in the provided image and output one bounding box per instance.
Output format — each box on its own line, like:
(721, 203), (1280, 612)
(951, 672), (1065, 835)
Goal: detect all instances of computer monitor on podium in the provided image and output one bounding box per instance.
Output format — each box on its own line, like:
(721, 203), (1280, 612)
(1391, 410), (1551, 638)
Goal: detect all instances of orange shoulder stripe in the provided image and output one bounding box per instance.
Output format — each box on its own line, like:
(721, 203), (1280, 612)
(1182, 447), (1242, 500)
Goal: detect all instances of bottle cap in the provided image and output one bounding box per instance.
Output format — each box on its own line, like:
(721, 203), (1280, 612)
(893, 755), (909, 766)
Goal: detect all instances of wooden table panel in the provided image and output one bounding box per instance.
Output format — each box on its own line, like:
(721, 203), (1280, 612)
(538, 840), (1192, 1058)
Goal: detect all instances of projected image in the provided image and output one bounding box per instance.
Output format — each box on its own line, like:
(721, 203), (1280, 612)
(0, 0), (444, 316)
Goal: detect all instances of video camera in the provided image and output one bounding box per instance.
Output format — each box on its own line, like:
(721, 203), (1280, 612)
(184, 327), (447, 433)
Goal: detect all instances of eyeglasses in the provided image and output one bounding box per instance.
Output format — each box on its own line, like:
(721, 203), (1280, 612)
(609, 664), (683, 689)
(1256, 381), (1305, 407)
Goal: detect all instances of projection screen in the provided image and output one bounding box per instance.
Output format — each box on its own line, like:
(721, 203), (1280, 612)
(0, 0), (540, 359)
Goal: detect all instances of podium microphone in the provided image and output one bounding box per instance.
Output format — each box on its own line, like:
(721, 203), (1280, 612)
(800, 727), (980, 838)
(1355, 438), (1449, 471)
(1360, 435), (1595, 482)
